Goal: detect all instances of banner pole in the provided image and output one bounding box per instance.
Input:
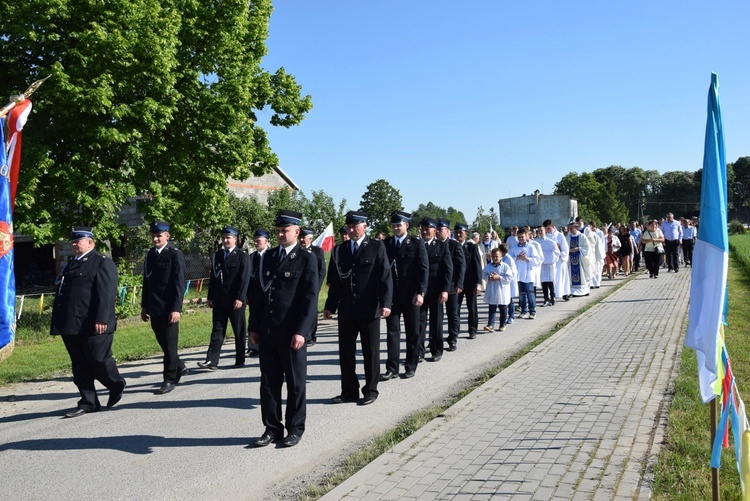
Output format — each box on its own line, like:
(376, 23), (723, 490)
(711, 397), (719, 501)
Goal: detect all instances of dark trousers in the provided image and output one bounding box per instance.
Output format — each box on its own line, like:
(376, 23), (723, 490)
(633, 249), (641, 270)
(206, 303), (246, 366)
(682, 239), (694, 265)
(338, 318), (381, 399)
(457, 289), (478, 336)
(445, 292), (460, 344)
(259, 340), (306, 438)
(541, 282), (555, 303)
(644, 250), (660, 277)
(385, 302), (421, 373)
(150, 315), (185, 383)
(488, 304), (508, 328)
(62, 333), (125, 411)
(664, 239), (680, 270)
(419, 297), (444, 358)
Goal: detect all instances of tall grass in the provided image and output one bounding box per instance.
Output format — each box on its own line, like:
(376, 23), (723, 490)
(652, 234), (750, 499)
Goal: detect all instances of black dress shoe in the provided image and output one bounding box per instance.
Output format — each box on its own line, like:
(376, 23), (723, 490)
(468, 332), (477, 340)
(107, 381), (126, 408)
(306, 339), (316, 347)
(283, 434), (301, 447)
(247, 349), (259, 358)
(418, 357), (425, 363)
(401, 370), (415, 379)
(331, 395), (358, 404)
(428, 355), (442, 362)
(64, 407), (93, 418)
(379, 371), (398, 381)
(232, 362), (245, 368)
(447, 342), (457, 352)
(197, 361), (218, 370)
(358, 395), (377, 406)
(176, 367), (189, 383)
(155, 382), (175, 394)
(253, 432), (277, 448)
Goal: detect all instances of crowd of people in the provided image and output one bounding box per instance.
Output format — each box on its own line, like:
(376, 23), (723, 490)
(49, 209), (698, 448)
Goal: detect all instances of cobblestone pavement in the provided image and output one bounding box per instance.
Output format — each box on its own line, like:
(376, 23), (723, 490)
(324, 268), (691, 500)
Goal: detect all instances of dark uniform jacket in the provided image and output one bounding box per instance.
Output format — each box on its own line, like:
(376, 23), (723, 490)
(248, 244), (318, 344)
(141, 245), (186, 316)
(207, 247), (251, 307)
(51, 251), (118, 336)
(306, 244), (326, 292)
(384, 235), (428, 305)
(461, 240), (483, 291)
(424, 239), (453, 300)
(325, 237), (393, 320)
(446, 239), (466, 294)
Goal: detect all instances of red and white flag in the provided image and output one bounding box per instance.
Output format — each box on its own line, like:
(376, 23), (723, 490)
(7, 99), (32, 209)
(313, 222), (335, 252)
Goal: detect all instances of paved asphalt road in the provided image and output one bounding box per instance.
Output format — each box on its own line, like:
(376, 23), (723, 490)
(1, 281), (620, 500)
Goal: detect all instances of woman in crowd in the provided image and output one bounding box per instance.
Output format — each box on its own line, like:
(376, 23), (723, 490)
(641, 220), (665, 278)
(605, 227), (621, 279)
(617, 222), (635, 276)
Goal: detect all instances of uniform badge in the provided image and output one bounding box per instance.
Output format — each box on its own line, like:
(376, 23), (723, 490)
(284, 272), (291, 277)
(266, 271), (271, 276)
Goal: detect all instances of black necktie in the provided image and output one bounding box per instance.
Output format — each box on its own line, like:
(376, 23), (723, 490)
(395, 239), (401, 249)
(279, 248), (286, 262)
(353, 242), (359, 254)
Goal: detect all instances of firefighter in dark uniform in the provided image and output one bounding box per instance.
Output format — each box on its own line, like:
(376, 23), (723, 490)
(436, 219), (465, 352)
(198, 226), (251, 370)
(299, 227), (326, 346)
(418, 217), (453, 362)
(249, 210), (318, 448)
(52, 227), (125, 417)
(324, 211), (393, 406)
(141, 221), (187, 394)
(455, 222), (483, 339)
(381, 211), (428, 381)
(246, 229), (270, 358)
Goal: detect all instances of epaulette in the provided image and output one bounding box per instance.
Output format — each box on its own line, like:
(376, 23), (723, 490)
(301, 247), (312, 253)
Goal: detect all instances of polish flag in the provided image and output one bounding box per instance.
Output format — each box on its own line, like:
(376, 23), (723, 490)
(313, 222), (335, 252)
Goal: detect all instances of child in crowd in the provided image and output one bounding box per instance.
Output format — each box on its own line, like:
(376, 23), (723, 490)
(482, 247), (513, 332)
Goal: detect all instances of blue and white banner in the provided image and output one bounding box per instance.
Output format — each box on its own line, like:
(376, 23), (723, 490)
(685, 72), (728, 403)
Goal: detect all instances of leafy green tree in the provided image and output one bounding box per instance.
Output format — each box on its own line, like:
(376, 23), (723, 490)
(648, 171), (701, 219)
(410, 202), (467, 233)
(730, 157), (750, 221)
(359, 179), (403, 235)
(472, 206), (501, 236)
(0, 0), (312, 244)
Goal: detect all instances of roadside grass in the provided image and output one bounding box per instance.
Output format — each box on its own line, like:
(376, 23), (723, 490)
(0, 309), (216, 386)
(652, 234), (750, 500)
(296, 273), (634, 500)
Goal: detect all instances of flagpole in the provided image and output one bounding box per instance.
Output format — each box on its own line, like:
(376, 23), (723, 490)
(0, 76), (50, 119)
(711, 397), (719, 500)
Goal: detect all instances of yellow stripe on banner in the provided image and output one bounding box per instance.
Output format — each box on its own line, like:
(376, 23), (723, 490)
(713, 326), (726, 398)
(39, 294), (44, 314)
(742, 429), (750, 501)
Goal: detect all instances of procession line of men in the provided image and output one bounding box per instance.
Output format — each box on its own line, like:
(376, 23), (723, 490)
(51, 211), (600, 447)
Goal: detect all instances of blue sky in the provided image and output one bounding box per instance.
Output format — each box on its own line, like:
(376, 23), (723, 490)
(259, 1), (749, 222)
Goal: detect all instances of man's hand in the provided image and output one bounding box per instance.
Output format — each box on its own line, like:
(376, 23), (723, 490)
(439, 292), (448, 304)
(412, 293), (424, 307)
(291, 334), (305, 350)
(323, 310), (333, 319)
(380, 307), (391, 318)
(140, 308), (149, 322)
(475, 285), (482, 294)
(455, 287), (463, 295)
(233, 300), (243, 310)
(168, 311), (181, 324)
(516, 252), (529, 262)
(249, 331), (259, 345)
(95, 322), (107, 334)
